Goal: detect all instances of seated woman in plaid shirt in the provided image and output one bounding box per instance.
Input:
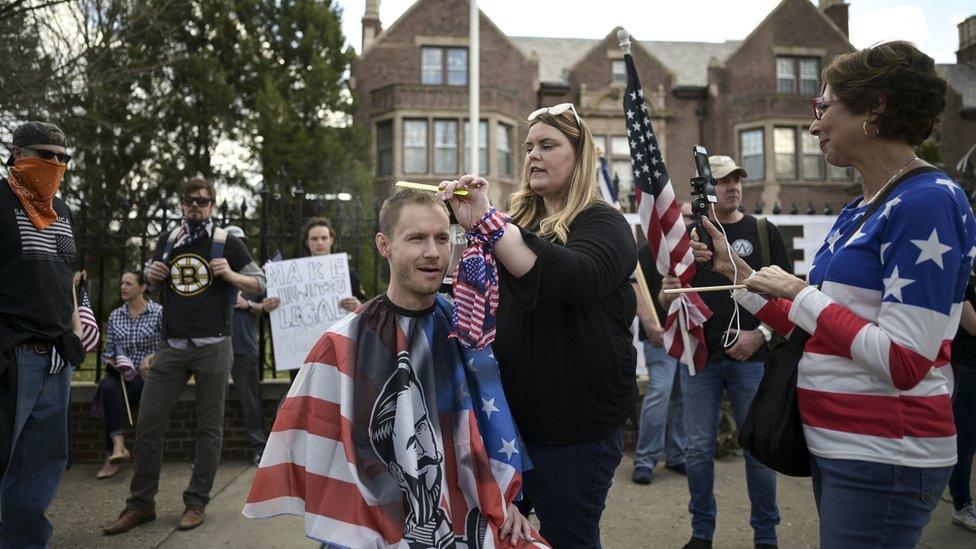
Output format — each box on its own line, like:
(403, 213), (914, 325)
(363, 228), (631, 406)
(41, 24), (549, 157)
(96, 270), (163, 479)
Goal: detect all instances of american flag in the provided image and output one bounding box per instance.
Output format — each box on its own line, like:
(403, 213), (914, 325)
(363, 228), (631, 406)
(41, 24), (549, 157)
(622, 51), (711, 373)
(450, 209), (508, 350)
(244, 295), (547, 547)
(77, 285), (100, 353)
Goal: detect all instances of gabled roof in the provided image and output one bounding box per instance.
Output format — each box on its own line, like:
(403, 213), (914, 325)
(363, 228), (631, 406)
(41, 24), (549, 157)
(509, 36), (739, 87)
(937, 63), (976, 110)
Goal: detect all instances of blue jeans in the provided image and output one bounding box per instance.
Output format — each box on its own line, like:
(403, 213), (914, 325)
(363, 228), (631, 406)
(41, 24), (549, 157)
(949, 363), (976, 510)
(680, 359), (779, 544)
(812, 456), (952, 548)
(520, 428), (623, 549)
(98, 372), (144, 453)
(0, 347), (72, 548)
(634, 342), (685, 470)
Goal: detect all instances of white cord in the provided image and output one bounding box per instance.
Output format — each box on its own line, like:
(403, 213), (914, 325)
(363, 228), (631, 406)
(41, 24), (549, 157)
(709, 203), (741, 349)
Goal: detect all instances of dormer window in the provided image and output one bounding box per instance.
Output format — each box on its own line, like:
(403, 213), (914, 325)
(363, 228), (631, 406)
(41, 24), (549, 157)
(776, 56), (819, 95)
(611, 59), (626, 84)
(421, 47), (468, 86)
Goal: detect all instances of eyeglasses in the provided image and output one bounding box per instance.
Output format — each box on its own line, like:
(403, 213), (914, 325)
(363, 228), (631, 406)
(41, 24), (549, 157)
(23, 147), (71, 164)
(528, 103), (582, 127)
(811, 97), (838, 121)
(181, 196), (213, 207)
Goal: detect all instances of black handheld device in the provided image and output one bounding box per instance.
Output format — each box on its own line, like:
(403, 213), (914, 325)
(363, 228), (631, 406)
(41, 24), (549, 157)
(690, 144), (718, 269)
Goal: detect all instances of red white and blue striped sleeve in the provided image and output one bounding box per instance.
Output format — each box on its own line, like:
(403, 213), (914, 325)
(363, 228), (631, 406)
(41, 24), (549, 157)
(787, 187), (972, 391)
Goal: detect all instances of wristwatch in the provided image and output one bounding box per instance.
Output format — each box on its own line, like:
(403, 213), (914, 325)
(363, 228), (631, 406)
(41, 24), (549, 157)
(757, 325), (773, 342)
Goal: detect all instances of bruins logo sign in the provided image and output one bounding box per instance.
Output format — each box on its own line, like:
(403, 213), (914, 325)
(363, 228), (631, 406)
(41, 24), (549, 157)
(169, 253), (212, 296)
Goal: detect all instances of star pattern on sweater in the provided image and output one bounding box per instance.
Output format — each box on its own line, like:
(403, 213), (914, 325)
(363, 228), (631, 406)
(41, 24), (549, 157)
(911, 228), (952, 269)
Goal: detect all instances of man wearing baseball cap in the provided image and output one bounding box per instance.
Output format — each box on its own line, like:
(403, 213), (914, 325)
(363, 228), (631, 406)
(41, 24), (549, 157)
(660, 155), (792, 549)
(224, 225), (269, 467)
(0, 121), (85, 546)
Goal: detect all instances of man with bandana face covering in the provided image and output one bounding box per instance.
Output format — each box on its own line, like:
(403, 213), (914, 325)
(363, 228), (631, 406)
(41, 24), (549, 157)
(0, 121), (85, 547)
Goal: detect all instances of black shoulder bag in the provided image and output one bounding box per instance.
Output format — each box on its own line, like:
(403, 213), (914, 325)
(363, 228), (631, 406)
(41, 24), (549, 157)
(738, 177), (909, 477)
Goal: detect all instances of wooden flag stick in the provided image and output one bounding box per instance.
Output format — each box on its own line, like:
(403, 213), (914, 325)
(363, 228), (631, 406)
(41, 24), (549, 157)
(663, 284), (746, 295)
(634, 263), (660, 327)
(120, 378), (134, 426)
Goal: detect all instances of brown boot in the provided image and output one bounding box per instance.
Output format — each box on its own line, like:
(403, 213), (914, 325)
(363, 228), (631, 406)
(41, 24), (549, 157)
(177, 504), (205, 530)
(102, 507), (155, 535)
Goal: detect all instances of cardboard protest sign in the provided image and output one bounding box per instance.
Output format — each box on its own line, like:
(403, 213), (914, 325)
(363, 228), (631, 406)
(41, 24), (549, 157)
(265, 254), (352, 371)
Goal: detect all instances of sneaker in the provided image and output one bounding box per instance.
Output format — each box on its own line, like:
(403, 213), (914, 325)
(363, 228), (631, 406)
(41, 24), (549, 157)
(251, 451), (263, 467)
(682, 537), (712, 549)
(631, 467), (653, 485)
(952, 504), (976, 532)
(665, 462), (687, 476)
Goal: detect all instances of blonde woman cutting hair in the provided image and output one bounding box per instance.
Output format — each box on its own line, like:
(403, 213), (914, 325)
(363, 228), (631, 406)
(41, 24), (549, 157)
(440, 103), (638, 548)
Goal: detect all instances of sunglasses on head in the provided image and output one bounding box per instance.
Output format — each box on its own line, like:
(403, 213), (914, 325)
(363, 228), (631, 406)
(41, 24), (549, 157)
(528, 103), (582, 127)
(811, 97), (838, 121)
(24, 147), (71, 164)
(181, 195), (213, 207)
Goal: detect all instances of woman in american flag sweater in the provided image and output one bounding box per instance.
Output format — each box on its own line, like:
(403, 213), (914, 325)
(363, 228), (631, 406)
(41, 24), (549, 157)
(694, 41), (976, 548)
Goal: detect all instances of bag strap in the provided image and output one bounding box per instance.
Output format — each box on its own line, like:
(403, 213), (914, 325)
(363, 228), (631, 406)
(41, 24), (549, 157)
(161, 227), (181, 262)
(210, 226), (227, 259)
(757, 217), (771, 267)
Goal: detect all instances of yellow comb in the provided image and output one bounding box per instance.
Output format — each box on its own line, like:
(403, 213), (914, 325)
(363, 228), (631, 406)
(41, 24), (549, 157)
(395, 180), (469, 196)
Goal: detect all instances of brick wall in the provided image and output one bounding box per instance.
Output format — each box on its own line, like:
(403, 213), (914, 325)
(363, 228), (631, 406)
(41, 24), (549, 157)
(70, 378), (641, 463)
(69, 379), (290, 463)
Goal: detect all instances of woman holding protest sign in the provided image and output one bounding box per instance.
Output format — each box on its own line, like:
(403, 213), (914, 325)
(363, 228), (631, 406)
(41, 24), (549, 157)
(439, 103), (637, 548)
(262, 217), (367, 314)
(692, 41), (976, 548)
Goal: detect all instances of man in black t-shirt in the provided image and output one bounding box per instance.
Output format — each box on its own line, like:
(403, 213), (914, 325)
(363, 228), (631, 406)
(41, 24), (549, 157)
(0, 121), (84, 547)
(103, 177), (266, 535)
(662, 155), (790, 549)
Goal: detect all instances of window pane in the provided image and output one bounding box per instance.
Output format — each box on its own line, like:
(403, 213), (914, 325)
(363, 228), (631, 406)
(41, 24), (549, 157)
(592, 135), (607, 156)
(776, 57), (796, 94)
(496, 123), (512, 176)
(403, 119), (428, 174)
(799, 58), (819, 96)
(774, 127), (796, 179)
(611, 60), (626, 84)
(611, 135), (630, 156)
(447, 48), (467, 86)
(376, 120), (393, 176)
(421, 48), (443, 85)
(464, 120), (488, 174)
(801, 131), (824, 180)
(740, 129), (764, 181)
(434, 120), (458, 174)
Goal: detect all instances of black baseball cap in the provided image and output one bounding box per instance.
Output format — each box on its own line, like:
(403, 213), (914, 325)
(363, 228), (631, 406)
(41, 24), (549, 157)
(5, 121), (68, 166)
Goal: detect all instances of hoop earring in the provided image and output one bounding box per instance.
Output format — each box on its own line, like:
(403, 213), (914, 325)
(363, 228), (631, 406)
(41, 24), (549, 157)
(862, 120), (879, 138)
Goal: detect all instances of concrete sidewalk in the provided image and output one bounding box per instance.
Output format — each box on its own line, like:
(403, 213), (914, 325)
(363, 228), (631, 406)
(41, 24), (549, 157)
(49, 452), (973, 548)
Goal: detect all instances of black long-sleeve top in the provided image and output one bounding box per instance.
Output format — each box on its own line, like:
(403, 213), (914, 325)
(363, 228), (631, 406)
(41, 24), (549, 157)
(494, 202), (638, 445)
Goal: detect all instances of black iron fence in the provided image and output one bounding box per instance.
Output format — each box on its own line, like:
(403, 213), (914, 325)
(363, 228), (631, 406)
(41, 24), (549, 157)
(67, 181), (382, 381)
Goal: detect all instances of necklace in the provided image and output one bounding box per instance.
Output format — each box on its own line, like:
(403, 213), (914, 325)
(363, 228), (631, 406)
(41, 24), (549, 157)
(865, 156), (919, 204)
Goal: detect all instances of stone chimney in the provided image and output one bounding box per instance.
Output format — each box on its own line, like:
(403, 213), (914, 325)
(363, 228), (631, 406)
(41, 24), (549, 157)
(819, 0), (849, 38)
(362, 0), (382, 53)
(959, 15), (976, 65)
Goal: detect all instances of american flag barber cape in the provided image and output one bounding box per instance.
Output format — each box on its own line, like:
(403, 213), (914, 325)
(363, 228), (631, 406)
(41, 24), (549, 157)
(244, 294), (548, 548)
(621, 49), (712, 373)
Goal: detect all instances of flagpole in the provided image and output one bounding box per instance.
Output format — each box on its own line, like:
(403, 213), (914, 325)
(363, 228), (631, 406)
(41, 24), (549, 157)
(619, 27), (695, 373)
(469, 0), (479, 177)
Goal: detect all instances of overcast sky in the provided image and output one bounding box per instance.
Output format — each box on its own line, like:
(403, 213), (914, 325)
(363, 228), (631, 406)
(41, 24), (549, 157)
(338, 0), (971, 64)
